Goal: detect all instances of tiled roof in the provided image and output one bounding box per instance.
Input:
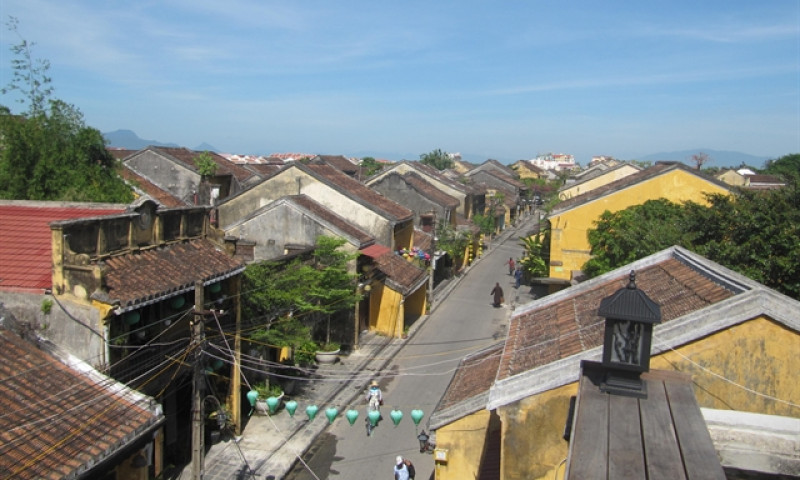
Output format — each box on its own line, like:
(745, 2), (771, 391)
(314, 155), (359, 174)
(304, 163), (413, 222)
(120, 166), (187, 207)
(106, 148), (137, 160)
(552, 163), (729, 214)
(373, 252), (428, 296)
(437, 343), (504, 410)
(102, 239), (245, 311)
(150, 146), (256, 183)
(402, 172), (461, 208)
(410, 161), (479, 194)
(413, 229), (432, 251)
(288, 195), (374, 247)
(0, 203), (126, 292)
(0, 325), (163, 479)
(468, 168), (525, 189)
(360, 244), (392, 259)
(498, 255), (737, 381)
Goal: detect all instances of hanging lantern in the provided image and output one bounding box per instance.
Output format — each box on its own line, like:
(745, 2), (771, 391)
(208, 282), (222, 294)
(411, 409), (424, 426)
(124, 311), (140, 325)
(169, 296), (186, 309)
(325, 407), (339, 424)
(212, 359), (224, 371)
(367, 409), (380, 426)
(266, 396), (280, 414)
(306, 405), (319, 421)
(390, 409), (403, 426)
(285, 400), (298, 417)
(246, 390), (259, 407)
(345, 409), (359, 425)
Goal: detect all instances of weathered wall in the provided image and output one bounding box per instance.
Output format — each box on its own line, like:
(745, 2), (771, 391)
(549, 169), (730, 280)
(558, 164), (641, 200)
(218, 169), (393, 246)
(126, 151), (199, 203)
(0, 292), (107, 367)
(369, 164), (469, 216)
(403, 283), (427, 328)
(499, 382), (578, 480)
(651, 316), (800, 418)
(370, 174), (445, 227)
(369, 284), (404, 337)
(434, 409), (493, 480)
(224, 202), (361, 261)
(494, 315), (799, 479)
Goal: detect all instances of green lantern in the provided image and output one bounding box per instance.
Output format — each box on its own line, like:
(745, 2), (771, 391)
(345, 409), (359, 425)
(169, 296), (186, 309)
(325, 407), (339, 424)
(306, 405), (319, 421)
(367, 409), (380, 426)
(246, 390), (259, 407)
(411, 409), (424, 426)
(285, 400), (298, 417)
(266, 396), (280, 414)
(390, 409), (403, 426)
(208, 282), (222, 293)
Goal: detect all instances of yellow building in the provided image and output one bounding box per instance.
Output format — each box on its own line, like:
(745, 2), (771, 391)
(558, 162), (641, 200)
(547, 162), (731, 282)
(510, 160), (546, 181)
(430, 247), (800, 480)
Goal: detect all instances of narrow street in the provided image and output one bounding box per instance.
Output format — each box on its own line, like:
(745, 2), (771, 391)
(285, 214), (539, 480)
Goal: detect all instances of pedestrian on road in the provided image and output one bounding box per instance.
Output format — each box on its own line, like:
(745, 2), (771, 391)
(506, 257), (515, 275)
(490, 282), (504, 307)
(394, 456), (410, 480)
(514, 265), (523, 289)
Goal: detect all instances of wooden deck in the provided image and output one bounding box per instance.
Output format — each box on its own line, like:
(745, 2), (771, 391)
(565, 361), (726, 480)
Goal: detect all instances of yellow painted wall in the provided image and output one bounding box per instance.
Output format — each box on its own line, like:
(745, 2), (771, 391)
(548, 168), (730, 280)
(484, 315), (799, 479)
(558, 165), (640, 200)
(716, 170), (746, 186)
(651, 316), (800, 418)
(404, 285), (427, 323)
(369, 283), (405, 337)
(434, 409), (493, 480)
(498, 383), (578, 480)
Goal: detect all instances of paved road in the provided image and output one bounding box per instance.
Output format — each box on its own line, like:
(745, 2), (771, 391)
(284, 216), (537, 480)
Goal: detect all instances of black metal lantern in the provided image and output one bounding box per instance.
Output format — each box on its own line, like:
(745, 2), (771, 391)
(598, 271), (661, 398)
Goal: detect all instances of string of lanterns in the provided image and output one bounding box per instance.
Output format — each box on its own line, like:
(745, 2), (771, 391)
(245, 390), (426, 428)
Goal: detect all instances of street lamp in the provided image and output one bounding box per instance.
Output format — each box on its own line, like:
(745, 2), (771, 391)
(417, 430), (435, 453)
(598, 271), (661, 398)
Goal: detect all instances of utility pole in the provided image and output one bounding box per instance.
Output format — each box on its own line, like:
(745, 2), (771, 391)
(191, 281), (206, 480)
(428, 210), (436, 311)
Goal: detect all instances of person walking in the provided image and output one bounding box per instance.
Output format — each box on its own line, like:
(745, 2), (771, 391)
(490, 282), (504, 307)
(394, 456), (410, 480)
(514, 265), (523, 289)
(506, 257), (515, 275)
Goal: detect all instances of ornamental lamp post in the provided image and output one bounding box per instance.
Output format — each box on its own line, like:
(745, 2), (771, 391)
(597, 270), (661, 398)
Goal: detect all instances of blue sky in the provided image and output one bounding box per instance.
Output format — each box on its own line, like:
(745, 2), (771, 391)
(1, 1), (798, 164)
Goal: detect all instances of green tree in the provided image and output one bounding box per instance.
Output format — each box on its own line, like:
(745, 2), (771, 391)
(0, 19), (133, 203)
(419, 148), (454, 171)
(195, 151), (219, 177)
(762, 153), (800, 184)
(582, 199), (691, 278)
(519, 231), (549, 278)
(359, 156), (383, 177)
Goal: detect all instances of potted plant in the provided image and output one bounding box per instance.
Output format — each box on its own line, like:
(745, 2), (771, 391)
(315, 341), (341, 365)
(252, 381), (283, 415)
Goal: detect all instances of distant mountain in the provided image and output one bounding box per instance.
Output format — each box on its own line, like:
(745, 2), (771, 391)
(194, 142), (219, 152)
(104, 129), (179, 150)
(636, 149), (771, 169)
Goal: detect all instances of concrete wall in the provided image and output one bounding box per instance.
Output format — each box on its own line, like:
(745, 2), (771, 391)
(224, 202), (361, 261)
(369, 164), (469, 216)
(219, 168), (394, 246)
(0, 291), (107, 367)
(548, 168), (731, 280)
(558, 164), (640, 200)
(434, 409), (493, 480)
(369, 174), (448, 227)
(126, 151), (199, 203)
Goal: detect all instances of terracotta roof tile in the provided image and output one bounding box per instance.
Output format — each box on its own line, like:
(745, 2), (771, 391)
(0, 203), (126, 292)
(288, 195), (374, 247)
(402, 172), (461, 208)
(497, 257), (738, 381)
(304, 163), (413, 222)
(438, 343), (503, 410)
(103, 239), (244, 310)
(150, 146), (256, 183)
(0, 326), (162, 479)
(373, 252), (428, 295)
